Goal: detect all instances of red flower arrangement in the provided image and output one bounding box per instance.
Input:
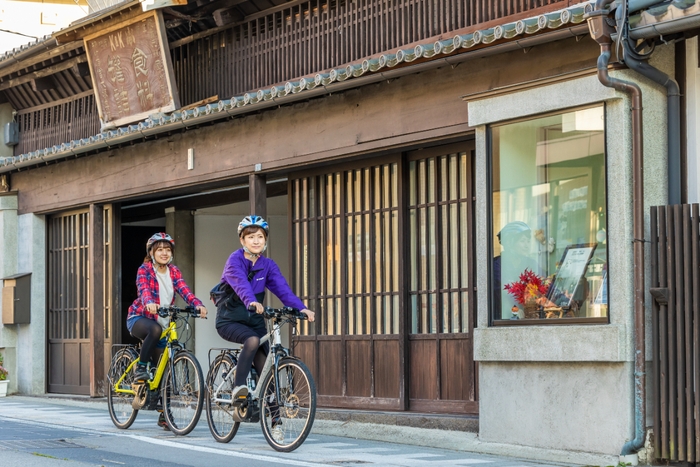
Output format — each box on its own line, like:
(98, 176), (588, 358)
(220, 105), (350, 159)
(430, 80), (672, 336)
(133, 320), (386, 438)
(504, 269), (550, 306)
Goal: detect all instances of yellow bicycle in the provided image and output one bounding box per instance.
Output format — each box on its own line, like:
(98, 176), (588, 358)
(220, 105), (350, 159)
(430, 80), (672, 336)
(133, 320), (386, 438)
(107, 306), (205, 435)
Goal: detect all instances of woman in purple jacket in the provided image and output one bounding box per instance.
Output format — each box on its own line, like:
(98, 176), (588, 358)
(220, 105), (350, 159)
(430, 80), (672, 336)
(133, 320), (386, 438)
(216, 215), (315, 399)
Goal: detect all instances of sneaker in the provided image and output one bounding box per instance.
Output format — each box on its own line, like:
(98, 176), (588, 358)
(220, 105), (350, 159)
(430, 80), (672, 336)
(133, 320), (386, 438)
(232, 385), (249, 399)
(157, 412), (170, 431)
(271, 425), (284, 443)
(133, 364), (149, 382)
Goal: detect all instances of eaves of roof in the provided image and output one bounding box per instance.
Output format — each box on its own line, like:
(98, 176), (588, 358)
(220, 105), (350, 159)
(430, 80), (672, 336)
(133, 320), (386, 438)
(629, 0), (700, 39)
(0, 1), (595, 174)
(0, 36), (57, 71)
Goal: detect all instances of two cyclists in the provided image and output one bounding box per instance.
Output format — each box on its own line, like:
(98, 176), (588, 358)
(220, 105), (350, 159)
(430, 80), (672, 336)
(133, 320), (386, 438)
(121, 217), (315, 435)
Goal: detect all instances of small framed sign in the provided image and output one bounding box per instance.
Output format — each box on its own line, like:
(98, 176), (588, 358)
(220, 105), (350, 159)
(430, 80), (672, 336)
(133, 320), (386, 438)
(547, 243), (597, 309)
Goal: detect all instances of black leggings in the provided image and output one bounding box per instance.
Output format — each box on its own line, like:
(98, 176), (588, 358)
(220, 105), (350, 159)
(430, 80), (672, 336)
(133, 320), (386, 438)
(217, 322), (268, 388)
(131, 318), (163, 365)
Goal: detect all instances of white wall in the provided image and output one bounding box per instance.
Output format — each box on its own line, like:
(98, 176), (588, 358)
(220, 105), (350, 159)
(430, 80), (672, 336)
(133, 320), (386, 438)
(193, 196), (290, 368)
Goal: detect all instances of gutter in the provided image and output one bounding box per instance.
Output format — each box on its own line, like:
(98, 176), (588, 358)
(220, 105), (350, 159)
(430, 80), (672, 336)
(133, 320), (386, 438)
(587, 0), (646, 458)
(0, 22), (589, 174)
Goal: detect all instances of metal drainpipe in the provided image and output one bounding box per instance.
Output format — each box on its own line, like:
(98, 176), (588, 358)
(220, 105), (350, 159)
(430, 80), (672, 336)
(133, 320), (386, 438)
(586, 0), (647, 457)
(621, 40), (682, 205)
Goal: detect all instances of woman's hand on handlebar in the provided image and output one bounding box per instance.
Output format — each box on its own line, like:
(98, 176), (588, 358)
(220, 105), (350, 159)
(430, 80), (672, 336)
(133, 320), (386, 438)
(196, 305), (208, 319)
(249, 301), (265, 314)
(301, 309), (315, 322)
(146, 303), (158, 315)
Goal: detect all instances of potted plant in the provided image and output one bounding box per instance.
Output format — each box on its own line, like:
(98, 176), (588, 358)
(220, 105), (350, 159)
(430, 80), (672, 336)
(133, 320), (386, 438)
(0, 353), (9, 397)
(504, 269), (552, 319)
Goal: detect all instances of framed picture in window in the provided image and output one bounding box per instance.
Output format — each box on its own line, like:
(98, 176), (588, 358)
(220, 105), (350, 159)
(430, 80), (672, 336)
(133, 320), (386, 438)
(547, 244), (597, 309)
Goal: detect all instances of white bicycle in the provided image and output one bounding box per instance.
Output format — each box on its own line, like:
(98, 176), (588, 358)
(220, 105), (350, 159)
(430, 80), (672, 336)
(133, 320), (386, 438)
(205, 306), (316, 452)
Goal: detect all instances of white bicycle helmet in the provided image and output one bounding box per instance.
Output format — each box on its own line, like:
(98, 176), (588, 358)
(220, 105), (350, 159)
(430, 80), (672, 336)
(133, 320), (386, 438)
(146, 232), (175, 264)
(238, 215), (269, 238)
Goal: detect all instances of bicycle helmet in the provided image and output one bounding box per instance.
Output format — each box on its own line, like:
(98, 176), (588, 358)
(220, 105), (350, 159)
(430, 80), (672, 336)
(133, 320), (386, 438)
(146, 232), (175, 255)
(238, 215), (269, 238)
(497, 221), (531, 243)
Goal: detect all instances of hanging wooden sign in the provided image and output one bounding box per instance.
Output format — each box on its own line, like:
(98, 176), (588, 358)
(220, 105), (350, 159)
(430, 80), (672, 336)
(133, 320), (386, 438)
(84, 10), (180, 129)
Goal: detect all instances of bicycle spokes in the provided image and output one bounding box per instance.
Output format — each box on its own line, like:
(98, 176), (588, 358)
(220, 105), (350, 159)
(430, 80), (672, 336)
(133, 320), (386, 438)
(162, 351), (204, 436)
(260, 358), (316, 452)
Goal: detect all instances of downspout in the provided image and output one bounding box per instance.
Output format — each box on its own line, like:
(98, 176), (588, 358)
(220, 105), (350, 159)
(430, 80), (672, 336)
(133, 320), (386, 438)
(621, 39), (682, 204)
(586, 0), (647, 456)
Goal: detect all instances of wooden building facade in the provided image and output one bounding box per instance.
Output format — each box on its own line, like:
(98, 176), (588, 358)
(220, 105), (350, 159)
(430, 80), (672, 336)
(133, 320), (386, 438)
(0, 0), (681, 462)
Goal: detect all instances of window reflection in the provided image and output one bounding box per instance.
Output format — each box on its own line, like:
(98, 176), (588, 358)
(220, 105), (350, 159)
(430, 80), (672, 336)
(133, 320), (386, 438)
(491, 106), (608, 322)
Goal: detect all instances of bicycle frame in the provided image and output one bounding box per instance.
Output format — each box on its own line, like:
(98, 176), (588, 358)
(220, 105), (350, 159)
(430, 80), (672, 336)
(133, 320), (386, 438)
(209, 316), (290, 405)
(112, 320), (179, 395)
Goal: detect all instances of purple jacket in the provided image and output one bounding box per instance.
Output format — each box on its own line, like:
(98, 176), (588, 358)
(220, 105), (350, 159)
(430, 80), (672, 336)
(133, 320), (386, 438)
(221, 249), (305, 310)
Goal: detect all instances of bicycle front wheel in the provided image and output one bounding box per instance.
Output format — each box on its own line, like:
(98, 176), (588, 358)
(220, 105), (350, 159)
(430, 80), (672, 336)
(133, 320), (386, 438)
(162, 350), (204, 436)
(107, 347), (139, 429)
(259, 357), (317, 452)
(205, 353), (240, 443)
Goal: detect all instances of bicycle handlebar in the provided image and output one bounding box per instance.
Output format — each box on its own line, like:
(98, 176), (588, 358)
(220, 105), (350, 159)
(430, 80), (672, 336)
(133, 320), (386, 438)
(157, 305), (202, 318)
(247, 305), (307, 320)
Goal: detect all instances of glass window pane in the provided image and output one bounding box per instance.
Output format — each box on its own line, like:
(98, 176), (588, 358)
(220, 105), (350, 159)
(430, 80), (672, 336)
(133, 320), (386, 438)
(409, 161), (416, 206)
(440, 156), (448, 201)
(428, 206), (436, 291)
(347, 217), (354, 294)
(491, 105), (607, 322)
(449, 154), (458, 201)
(391, 163), (398, 207)
(410, 210), (418, 290)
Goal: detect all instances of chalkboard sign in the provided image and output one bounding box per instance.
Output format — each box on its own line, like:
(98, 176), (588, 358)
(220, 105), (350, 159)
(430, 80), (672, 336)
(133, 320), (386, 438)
(547, 244), (597, 309)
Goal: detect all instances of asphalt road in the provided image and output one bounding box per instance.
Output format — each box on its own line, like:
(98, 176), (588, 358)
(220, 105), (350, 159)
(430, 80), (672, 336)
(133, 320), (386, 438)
(0, 396), (574, 467)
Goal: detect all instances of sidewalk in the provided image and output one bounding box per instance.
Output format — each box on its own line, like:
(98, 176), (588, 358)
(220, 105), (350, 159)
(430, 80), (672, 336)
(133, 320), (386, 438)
(9, 393), (622, 467)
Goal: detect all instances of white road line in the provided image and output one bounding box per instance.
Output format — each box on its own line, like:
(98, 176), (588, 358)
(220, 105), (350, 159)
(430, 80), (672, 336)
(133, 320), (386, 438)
(123, 433), (338, 467)
(2, 415), (334, 466)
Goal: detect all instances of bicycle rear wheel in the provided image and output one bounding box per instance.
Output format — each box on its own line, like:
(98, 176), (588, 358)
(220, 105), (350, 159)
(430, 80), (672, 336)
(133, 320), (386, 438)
(259, 357), (316, 452)
(205, 353), (240, 443)
(162, 350), (204, 436)
(107, 347), (139, 429)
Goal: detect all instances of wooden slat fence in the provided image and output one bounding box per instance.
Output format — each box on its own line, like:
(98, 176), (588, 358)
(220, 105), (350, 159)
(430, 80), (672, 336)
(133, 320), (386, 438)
(14, 93), (100, 157)
(650, 204), (700, 462)
(172, 0), (569, 105)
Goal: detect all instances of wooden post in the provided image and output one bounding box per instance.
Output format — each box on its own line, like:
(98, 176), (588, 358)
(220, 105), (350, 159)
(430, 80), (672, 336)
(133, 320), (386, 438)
(165, 207), (195, 351)
(89, 204), (105, 397)
(249, 173), (267, 219)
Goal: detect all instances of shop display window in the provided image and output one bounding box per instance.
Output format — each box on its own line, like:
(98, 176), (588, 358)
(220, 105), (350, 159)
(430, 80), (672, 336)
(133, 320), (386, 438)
(490, 105), (608, 323)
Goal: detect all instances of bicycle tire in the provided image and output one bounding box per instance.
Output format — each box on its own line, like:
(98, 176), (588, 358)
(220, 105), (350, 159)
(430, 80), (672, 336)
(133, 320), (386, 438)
(205, 353), (240, 443)
(259, 357), (317, 452)
(107, 347), (139, 429)
(162, 350), (204, 436)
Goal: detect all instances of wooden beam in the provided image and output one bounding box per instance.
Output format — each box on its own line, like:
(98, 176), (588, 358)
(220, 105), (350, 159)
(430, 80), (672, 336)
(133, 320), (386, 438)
(0, 41), (83, 80)
(54, 3), (146, 44)
(30, 76), (56, 93)
(249, 174), (267, 220)
(16, 89), (93, 115)
(0, 55), (88, 91)
(213, 7), (244, 27)
(71, 61), (91, 77)
(89, 203), (105, 397)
